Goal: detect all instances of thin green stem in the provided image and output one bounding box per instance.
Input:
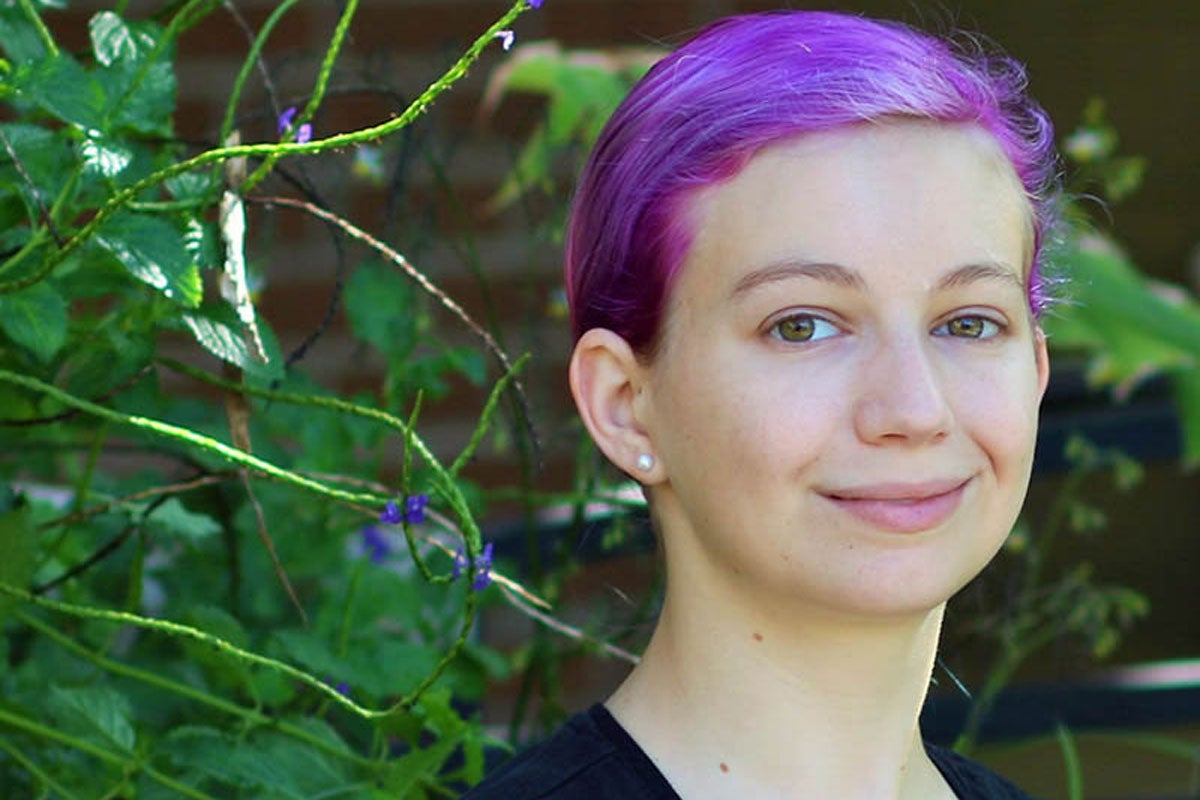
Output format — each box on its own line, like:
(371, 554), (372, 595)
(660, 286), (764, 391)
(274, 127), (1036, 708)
(0, 706), (216, 800)
(0, 164), (82, 280)
(14, 0), (58, 58)
(450, 353), (531, 476)
(157, 358), (482, 548)
(0, 734), (83, 800)
(217, 0), (304, 146)
(0, 0), (528, 295)
(107, 0), (216, 126)
(2, 584), (432, 722)
(0, 368), (380, 508)
(15, 610), (372, 767)
(240, 0), (359, 193)
(396, 589), (478, 711)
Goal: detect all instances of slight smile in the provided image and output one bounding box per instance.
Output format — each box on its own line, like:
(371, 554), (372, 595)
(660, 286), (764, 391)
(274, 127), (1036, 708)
(820, 478), (972, 533)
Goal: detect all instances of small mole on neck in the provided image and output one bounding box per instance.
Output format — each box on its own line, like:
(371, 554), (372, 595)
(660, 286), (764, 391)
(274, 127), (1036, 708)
(719, 762), (730, 774)
(752, 632), (763, 642)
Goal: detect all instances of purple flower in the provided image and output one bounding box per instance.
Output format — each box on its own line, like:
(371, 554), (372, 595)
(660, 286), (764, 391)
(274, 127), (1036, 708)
(495, 30), (515, 51)
(379, 500), (403, 524)
(451, 541), (494, 592)
(277, 106), (297, 136)
(404, 494), (429, 524)
(335, 681), (351, 697)
(361, 525), (390, 564)
(528, 0), (544, 7)
(379, 494), (429, 526)
(471, 542), (495, 591)
(277, 106), (313, 143)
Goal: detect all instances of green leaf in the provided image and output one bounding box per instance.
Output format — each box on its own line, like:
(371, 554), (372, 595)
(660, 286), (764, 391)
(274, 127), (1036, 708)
(79, 135), (133, 179)
(1172, 365), (1200, 469)
(345, 259), (419, 360)
(1044, 236), (1200, 395)
(1054, 722), (1085, 800)
(0, 281), (67, 362)
(163, 725), (347, 797)
(0, 123), (70, 222)
(381, 733), (464, 797)
(93, 210), (202, 307)
(182, 302), (285, 380)
(89, 15), (175, 136)
(14, 53), (107, 130)
(61, 326), (154, 399)
(48, 685), (137, 753)
(0, 501), (36, 623)
(89, 11), (138, 67)
(145, 497), (221, 543)
(0, 8), (50, 64)
(166, 171), (215, 203)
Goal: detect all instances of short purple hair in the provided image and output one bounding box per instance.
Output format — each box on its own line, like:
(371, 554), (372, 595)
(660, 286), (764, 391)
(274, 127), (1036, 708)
(565, 11), (1061, 353)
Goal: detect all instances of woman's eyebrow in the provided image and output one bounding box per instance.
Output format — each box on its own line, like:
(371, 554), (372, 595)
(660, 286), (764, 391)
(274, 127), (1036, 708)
(933, 262), (1025, 293)
(729, 260), (865, 298)
(729, 259), (1024, 298)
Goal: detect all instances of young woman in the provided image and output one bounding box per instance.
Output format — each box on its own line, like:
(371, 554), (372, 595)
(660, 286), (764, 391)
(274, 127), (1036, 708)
(466, 10), (1058, 799)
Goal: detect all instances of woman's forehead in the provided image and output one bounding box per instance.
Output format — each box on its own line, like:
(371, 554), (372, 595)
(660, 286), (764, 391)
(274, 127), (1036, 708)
(670, 121), (1033, 305)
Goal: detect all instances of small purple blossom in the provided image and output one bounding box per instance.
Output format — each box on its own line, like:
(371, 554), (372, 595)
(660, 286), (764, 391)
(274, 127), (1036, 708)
(277, 106), (313, 143)
(495, 29), (515, 51)
(404, 494), (429, 524)
(379, 500), (403, 525)
(528, 0), (544, 8)
(451, 542), (494, 591)
(360, 525), (390, 564)
(471, 542), (495, 591)
(379, 493), (429, 526)
(335, 681), (352, 697)
(277, 106), (297, 135)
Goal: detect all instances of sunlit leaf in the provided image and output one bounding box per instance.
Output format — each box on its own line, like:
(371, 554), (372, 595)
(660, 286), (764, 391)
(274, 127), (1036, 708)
(79, 135), (133, 178)
(93, 210), (202, 307)
(89, 11), (139, 67)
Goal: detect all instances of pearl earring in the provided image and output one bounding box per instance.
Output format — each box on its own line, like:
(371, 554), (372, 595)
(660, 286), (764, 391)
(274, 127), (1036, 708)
(636, 453), (654, 472)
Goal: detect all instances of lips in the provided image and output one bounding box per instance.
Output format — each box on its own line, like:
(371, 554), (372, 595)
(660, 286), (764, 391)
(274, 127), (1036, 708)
(820, 478), (971, 533)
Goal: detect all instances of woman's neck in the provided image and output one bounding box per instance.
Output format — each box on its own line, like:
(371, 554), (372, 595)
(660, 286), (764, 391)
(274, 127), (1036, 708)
(607, 576), (955, 799)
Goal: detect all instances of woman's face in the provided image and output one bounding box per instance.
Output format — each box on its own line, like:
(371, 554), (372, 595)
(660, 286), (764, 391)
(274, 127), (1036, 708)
(637, 121), (1049, 618)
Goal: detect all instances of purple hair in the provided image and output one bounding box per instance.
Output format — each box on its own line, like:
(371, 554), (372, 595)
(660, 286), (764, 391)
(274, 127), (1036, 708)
(565, 11), (1061, 352)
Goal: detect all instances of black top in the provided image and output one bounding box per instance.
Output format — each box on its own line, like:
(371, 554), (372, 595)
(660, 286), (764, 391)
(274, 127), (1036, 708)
(461, 705), (1037, 799)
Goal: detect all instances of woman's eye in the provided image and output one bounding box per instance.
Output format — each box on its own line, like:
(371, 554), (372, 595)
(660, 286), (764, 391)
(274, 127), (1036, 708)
(770, 314), (839, 343)
(934, 314), (1002, 339)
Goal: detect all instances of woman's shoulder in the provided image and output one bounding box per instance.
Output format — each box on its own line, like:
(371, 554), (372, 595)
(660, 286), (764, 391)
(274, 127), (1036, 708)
(926, 743), (1041, 800)
(460, 705), (679, 799)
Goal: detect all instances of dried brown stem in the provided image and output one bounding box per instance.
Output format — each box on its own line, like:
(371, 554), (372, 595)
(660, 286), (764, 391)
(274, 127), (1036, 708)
(250, 194), (541, 466)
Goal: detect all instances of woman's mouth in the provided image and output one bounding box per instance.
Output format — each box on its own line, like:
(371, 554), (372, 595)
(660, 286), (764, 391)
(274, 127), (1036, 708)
(820, 478), (971, 533)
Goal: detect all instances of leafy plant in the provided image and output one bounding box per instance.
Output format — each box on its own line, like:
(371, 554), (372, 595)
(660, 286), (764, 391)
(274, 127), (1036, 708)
(0, 1), (563, 796)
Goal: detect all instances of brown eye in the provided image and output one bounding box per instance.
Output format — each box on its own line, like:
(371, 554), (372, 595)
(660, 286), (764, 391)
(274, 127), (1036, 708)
(771, 314), (838, 343)
(937, 315), (1001, 339)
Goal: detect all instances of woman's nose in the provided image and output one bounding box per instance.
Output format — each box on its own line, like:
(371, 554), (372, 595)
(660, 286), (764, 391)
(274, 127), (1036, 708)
(852, 336), (952, 447)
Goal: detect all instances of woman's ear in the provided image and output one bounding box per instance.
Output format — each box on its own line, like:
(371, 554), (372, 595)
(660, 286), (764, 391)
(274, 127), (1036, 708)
(1034, 325), (1050, 401)
(569, 328), (660, 482)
